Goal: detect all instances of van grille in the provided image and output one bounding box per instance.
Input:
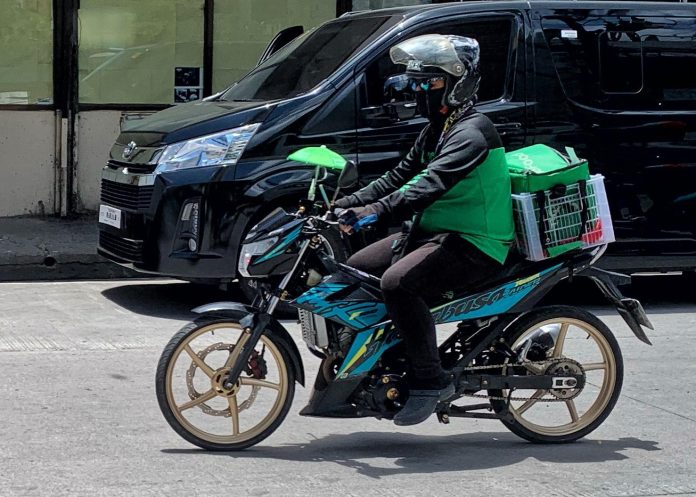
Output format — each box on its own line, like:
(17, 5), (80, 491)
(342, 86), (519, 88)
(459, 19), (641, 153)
(106, 159), (156, 174)
(100, 179), (153, 211)
(99, 231), (143, 262)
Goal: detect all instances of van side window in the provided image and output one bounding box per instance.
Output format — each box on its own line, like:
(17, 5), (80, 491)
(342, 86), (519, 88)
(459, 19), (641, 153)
(599, 31), (643, 94)
(361, 18), (514, 110)
(542, 17), (604, 107)
(642, 21), (696, 110)
(544, 16), (696, 111)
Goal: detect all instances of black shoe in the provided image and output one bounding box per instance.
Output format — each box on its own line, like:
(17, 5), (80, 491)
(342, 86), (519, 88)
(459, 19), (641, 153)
(393, 377), (455, 426)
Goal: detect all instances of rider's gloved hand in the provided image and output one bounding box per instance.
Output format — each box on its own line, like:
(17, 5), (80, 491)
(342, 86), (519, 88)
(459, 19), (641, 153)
(333, 195), (360, 210)
(338, 204), (381, 234)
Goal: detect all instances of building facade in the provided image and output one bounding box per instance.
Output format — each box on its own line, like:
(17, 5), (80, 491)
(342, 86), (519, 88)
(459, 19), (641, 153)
(0, 0), (438, 217)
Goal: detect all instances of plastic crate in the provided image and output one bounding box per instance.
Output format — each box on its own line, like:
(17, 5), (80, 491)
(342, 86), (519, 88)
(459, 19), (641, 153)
(512, 174), (615, 261)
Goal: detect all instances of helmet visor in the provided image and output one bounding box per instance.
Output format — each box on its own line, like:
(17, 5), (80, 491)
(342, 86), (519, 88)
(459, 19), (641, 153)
(389, 34), (466, 77)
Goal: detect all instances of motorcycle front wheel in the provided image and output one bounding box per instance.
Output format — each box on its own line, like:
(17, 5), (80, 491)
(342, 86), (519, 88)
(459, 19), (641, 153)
(156, 318), (295, 451)
(489, 306), (623, 443)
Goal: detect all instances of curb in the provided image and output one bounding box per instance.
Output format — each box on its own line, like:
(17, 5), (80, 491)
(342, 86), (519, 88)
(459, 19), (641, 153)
(0, 253), (143, 282)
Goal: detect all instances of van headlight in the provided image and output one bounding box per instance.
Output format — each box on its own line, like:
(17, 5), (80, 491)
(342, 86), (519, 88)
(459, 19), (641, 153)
(237, 237), (279, 277)
(155, 123), (260, 173)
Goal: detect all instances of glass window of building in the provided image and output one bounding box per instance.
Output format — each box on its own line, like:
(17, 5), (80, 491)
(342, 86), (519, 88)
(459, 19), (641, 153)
(0, 0), (53, 105)
(79, 0), (205, 104)
(350, 0), (433, 9)
(213, 0), (336, 93)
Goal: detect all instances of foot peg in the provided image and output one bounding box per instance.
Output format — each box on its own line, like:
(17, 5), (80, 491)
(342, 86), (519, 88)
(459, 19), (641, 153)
(436, 407), (450, 424)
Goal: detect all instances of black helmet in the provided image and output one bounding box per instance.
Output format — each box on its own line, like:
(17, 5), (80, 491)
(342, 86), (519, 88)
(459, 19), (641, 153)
(390, 34), (481, 107)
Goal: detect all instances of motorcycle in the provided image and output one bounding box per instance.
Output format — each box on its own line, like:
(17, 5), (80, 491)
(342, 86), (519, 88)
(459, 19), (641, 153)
(155, 146), (653, 450)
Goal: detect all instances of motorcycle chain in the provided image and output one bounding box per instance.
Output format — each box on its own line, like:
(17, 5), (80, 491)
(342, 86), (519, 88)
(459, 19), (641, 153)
(457, 357), (582, 403)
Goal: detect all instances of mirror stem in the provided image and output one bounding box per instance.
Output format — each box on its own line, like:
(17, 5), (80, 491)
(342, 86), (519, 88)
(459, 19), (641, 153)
(308, 166), (320, 201)
(318, 184), (331, 210)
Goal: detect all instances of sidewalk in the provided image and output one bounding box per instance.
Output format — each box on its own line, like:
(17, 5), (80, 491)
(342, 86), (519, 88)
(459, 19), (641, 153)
(0, 215), (141, 281)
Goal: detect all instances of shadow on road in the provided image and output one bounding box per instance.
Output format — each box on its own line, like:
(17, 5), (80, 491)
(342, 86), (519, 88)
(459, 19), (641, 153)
(103, 272), (694, 321)
(161, 432), (659, 478)
(101, 282), (239, 320)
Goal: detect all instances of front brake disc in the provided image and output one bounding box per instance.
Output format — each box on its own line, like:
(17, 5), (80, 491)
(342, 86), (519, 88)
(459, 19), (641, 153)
(185, 342), (261, 416)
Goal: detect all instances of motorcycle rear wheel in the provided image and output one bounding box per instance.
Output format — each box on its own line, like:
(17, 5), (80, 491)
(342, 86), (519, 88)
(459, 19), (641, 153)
(489, 306), (623, 443)
(156, 318), (295, 450)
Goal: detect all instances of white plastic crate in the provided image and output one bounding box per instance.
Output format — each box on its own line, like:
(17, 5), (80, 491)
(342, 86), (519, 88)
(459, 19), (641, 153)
(512, 174), (615, 261)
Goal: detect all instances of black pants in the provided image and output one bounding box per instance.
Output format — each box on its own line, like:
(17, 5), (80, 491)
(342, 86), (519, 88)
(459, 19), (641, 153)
(347, 232), (502, 380)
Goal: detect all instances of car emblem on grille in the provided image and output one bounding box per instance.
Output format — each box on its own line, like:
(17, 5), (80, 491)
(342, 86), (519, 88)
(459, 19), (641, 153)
(122, 141), (137, 160)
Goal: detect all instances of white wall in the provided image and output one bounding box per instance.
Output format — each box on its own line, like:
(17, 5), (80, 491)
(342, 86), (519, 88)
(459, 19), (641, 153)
(76, 111), (121, 212)
(0, 111), (55, 216)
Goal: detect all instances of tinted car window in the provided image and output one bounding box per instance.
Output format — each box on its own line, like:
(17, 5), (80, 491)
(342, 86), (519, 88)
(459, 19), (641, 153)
(641, 19), (696, 109)
(542, 16), (604, 107)
(543, 15), (696, 111)
(221, 16), (396, 101)
(599, 31), (643, 94)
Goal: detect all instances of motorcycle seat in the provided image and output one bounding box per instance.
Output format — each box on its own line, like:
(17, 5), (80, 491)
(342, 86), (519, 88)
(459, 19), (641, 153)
(449, 248), (580, 299)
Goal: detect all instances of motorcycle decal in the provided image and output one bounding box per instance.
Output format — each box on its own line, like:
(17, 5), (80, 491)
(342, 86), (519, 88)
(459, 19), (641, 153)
(294, 283), (389, 329)
(253, 224), (303, 264)
(431, 264), (562, 323)
(336, 324), (401, 379)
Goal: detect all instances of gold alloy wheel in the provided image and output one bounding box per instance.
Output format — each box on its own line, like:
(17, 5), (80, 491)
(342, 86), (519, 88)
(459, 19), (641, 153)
(504, 317), (618, 437)
(165, 322), (289, 445)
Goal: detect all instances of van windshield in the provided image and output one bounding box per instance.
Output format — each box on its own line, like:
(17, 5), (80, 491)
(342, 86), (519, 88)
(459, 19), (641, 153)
(220, 15), (396, 102)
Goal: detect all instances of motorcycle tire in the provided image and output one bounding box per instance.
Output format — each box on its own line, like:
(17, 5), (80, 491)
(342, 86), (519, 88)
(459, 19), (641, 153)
(156, 317), (296, 451)
(489, 305), (624, 444)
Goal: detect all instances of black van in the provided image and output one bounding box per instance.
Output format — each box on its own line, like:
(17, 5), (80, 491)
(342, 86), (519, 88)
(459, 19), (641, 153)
(98, 1), (696, 294)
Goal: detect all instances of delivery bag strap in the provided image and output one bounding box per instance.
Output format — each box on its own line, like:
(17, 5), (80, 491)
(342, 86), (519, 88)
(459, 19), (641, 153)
(577, 179), (589, 241)
(535, 190), (549, 249)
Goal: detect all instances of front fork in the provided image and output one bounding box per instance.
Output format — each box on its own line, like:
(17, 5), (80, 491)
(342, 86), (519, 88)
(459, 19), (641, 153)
(222, 238), (312, 390)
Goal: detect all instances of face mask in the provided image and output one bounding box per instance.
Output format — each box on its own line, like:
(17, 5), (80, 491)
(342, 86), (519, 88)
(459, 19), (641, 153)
(415, 88), (447, 123)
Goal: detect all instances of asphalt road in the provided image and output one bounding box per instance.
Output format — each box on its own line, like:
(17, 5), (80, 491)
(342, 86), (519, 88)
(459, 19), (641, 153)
(1, 277), (695, 497)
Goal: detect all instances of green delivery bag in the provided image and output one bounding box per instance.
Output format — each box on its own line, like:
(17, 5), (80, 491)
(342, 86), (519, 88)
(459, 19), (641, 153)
(506, 144), (589, 194)
(507, 145), (596, 259)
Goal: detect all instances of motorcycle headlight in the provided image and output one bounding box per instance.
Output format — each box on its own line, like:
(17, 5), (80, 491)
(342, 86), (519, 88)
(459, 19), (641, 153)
(237, 236), (279, 278)
(156, 123), (260, 173)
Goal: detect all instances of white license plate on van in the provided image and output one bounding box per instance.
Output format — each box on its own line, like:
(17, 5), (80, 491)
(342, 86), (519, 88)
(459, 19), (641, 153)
(99, 205), (121, 228)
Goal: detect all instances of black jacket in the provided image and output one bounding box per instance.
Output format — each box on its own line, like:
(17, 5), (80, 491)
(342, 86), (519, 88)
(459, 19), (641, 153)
(343, 109), (503, 222)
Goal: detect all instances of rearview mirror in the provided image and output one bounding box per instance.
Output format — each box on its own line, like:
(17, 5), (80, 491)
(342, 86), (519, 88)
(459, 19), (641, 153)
(338, 160), (358, 189)
(383, 74), (409, 98)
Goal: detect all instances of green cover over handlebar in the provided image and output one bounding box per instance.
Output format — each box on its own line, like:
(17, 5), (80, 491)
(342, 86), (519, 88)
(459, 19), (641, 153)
(287, 146), (347, 170)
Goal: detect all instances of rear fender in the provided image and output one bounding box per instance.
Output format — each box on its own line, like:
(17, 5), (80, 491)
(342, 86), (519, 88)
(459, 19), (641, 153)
(578, 267), (654, 345)
(192, 302), (305, 385)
